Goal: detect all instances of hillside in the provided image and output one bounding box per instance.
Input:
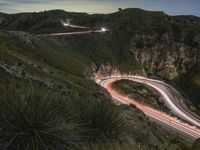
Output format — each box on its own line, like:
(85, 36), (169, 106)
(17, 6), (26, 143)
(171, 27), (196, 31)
(1, 8), (199, 75)
(0, 30), (192, 150)
(0, 8), (200, 149)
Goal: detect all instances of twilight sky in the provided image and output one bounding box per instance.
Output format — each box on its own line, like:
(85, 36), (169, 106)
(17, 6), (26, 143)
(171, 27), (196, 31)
(0, 0), (199, 16)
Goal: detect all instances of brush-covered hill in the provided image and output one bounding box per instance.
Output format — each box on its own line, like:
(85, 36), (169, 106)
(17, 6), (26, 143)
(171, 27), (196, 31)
(0, 8), (200, 149)
(1, 8), (199, 107)
(0, 29), (191, 150)
(1, 8), (199, 75)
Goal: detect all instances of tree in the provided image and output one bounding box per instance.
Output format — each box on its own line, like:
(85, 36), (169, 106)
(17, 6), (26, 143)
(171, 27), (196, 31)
(118, 8), (123, 11)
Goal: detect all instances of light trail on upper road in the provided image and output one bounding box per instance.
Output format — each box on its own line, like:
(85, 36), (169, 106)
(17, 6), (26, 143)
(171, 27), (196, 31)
(38, 28), (108, 37)
(60, 19), (89, 29)
(97, 76), (200, 139)
(37, 19), (200, 139)
(38, 19), (108, 37)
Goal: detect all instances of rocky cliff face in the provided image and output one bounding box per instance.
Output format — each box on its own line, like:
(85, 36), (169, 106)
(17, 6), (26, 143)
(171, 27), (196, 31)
(130, 33), (200, 79)
(86, 63), (124, 82)
(86, 63), (146, 81)
(88, 33), (200, 80)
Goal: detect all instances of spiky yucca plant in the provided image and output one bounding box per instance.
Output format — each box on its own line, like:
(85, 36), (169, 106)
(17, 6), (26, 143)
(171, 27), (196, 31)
(0, 86), (81, 150)
(71, 98), (127, 145)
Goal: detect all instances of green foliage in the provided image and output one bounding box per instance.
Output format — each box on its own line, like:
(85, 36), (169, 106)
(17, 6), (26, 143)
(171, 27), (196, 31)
(112, 80), (169, 112)
(0, 84), (129, 149)
(71, 98), (127, 144)
(175, 65), (200, 111)
(0, 8), (199, 149)
(0, 80), (193, 150)
(0, 85), (81, 150)
(84, 141), (138, 150)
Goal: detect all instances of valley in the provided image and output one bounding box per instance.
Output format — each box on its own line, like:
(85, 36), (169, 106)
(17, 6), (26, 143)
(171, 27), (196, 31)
(0, 8), (200, 150)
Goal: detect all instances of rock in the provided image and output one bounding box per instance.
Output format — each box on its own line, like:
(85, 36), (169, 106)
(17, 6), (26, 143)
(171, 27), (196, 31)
(10, 31), (36, 48)
(0, 63), (26, 78)
(0, 17), (5, 25)
(130, 33), (200, 79)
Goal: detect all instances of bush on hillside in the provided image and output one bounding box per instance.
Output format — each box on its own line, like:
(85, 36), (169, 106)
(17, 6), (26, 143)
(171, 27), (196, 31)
(0, 86), (81, 150)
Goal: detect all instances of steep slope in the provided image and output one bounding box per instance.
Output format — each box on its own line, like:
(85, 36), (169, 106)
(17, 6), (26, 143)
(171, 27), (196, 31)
(0, 30), (192, 150)
(175, 65), (200, 112)
(0, 9), (199, 78)
(130, 33), (200, 79)
(0, 8), (200, 149)
(0, 30), (98, 95)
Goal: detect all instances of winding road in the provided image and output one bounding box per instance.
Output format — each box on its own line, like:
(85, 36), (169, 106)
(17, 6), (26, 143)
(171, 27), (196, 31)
(38, 20), (200, 139)
(38, 28), (107, 36)
(97, 76), (200, 139)
(38, 19), (108, 36)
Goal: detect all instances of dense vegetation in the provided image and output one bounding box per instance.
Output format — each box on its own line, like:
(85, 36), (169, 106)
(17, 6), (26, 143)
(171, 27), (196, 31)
(0, 83), (193, 150)
(175, 65), (200, 111)
(1, 9), (200, 44)
(0, 31), (192, 150)
(112, 79), (169, 112)
(0, 8), (200, 149)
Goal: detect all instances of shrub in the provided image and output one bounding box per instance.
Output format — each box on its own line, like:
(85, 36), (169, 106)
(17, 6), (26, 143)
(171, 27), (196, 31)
(71, 98), (127, 145)
(0, 86), (81, 150)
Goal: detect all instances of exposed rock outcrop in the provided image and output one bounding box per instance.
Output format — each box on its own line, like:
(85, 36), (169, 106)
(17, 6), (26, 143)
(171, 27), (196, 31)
(0, 31), (35, 48)
(0, 62), (65, 89)
(130, 33), (200, 79)
(0, 17), (5, 25)
(86, 63), (146, 82)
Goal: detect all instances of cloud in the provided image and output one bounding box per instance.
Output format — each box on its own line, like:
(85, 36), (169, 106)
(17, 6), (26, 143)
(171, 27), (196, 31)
(1, 0), (49, 4)
(0, 2), (12, 6)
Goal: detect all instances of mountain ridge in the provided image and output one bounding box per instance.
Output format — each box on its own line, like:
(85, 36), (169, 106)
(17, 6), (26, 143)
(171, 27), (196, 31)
(0, 8), (200, 149)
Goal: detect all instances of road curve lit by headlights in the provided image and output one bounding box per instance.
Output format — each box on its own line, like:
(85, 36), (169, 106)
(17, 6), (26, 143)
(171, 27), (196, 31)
(37, 29), (108, 37)
(98, 76), (200, 139)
